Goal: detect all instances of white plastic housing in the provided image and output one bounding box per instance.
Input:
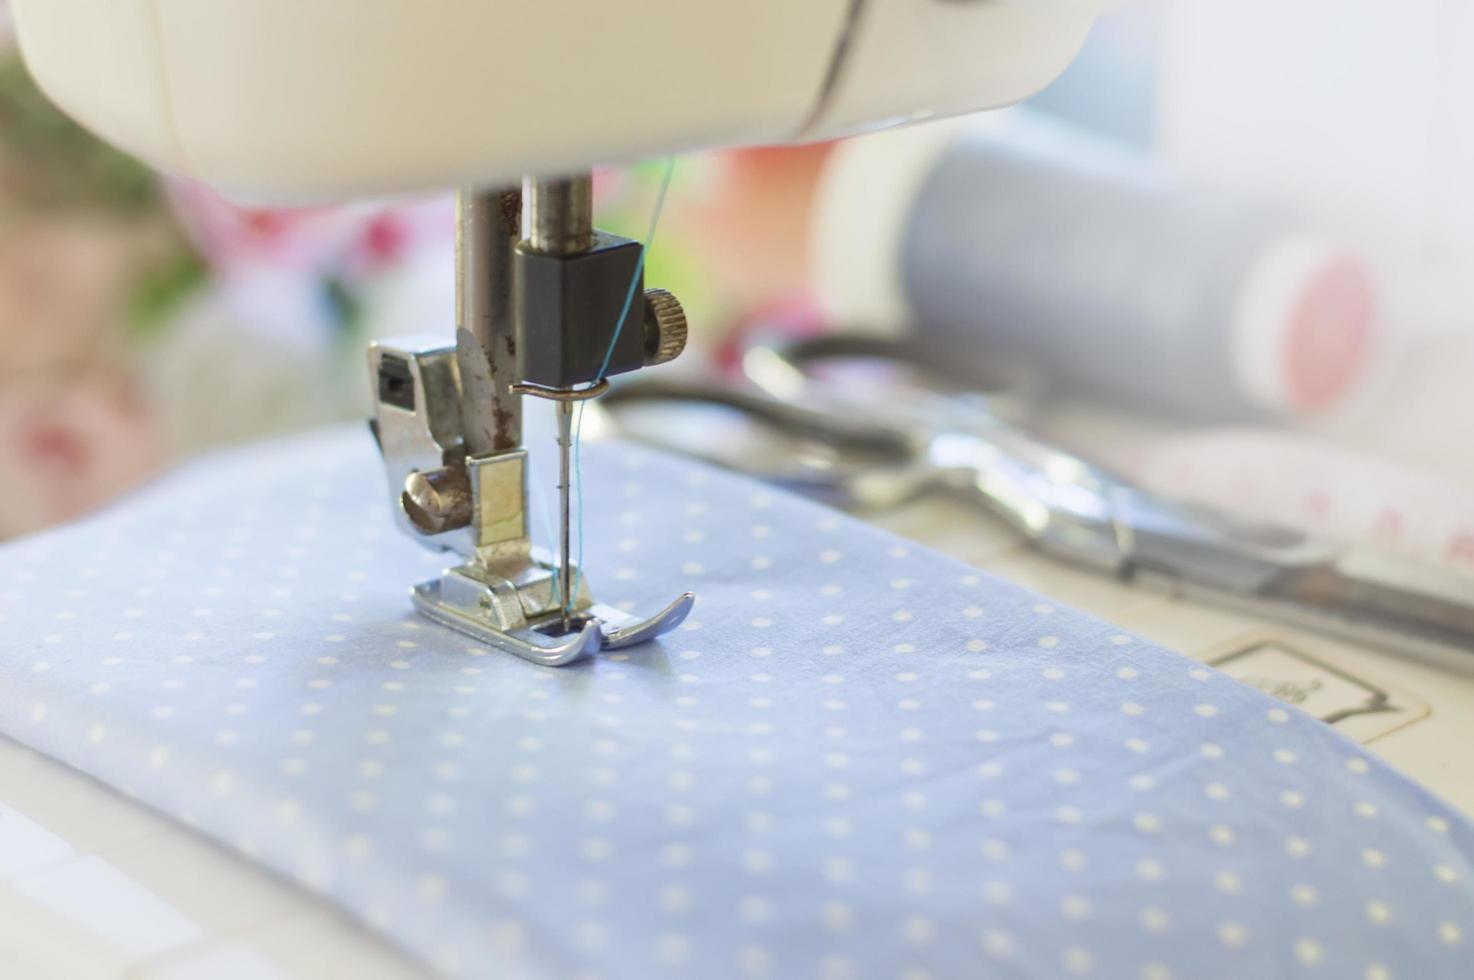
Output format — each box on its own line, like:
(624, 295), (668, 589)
(11, 0), (1095, 202)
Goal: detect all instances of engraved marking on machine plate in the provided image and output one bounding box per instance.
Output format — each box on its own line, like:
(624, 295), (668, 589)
(1209, 637), (1430, 743)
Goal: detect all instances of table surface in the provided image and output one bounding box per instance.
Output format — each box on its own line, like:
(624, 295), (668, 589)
(3, 493), (1471, 980)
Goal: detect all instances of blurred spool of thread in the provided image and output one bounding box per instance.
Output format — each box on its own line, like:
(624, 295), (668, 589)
(811, 111), (1376, 420)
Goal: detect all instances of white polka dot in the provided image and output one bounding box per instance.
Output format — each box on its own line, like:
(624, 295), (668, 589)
(981, 930), (1014, 960)
(416, 874), (447, 905)
(822, 901), (853, 932)
(655, 933), (691, 966)
(1136, 858), (1165, 882)
(819, 956), (856, 980)
(1061, 895), (1092, 921)
(737, 945), (771, 977)
(740, 895), (771, 923)
(1439, 921), (1462, 946)
(1218, 922), (1248, 948)
(1139, 907), (1170, 933)
(824, 857), (853, 882)
(1061, 946), (1094, 976)
(904, 867), (932, 894)
(658, 885), (692, 915)
(574, 920), (607, 952)
(902, 915), (936, 945)
(1295, 939), (1323, 966)
(571, 872), (601, 907)
(343, 834), (374, 861)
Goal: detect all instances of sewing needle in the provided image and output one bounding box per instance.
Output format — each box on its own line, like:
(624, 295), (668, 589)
(556, 398), (574, 634)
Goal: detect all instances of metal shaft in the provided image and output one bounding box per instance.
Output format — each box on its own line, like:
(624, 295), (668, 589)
(556, 399), (575, 631)
(456, 186), (522, 455)
(522, 172), (597, 628)
(523, 175), (594, 255)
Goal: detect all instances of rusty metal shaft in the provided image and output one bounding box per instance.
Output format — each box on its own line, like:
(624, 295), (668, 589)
(456, 187), (521, 456)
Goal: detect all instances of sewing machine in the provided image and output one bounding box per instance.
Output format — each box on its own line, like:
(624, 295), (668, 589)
(10, 0), (1098, 664)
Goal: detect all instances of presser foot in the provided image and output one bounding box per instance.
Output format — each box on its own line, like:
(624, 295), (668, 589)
(410, 561), (694, 667)
(370, 177), (695, 665)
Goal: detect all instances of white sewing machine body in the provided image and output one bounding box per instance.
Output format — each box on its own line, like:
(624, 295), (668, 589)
(12, 0), (1095, 202)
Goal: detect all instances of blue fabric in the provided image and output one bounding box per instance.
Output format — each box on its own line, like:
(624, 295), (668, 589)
(1, 425), (1471, 980)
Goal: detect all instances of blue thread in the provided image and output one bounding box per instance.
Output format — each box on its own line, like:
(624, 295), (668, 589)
(566, 159), (678, 612)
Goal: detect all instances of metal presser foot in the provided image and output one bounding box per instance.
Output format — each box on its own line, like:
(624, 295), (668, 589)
(367, 177), (692, 667)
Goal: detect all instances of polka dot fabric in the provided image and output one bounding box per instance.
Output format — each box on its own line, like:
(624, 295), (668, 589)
(1, 426), (1472, 979)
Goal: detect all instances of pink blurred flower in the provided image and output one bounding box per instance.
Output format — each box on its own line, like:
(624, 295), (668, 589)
(164, 179), (453, 337)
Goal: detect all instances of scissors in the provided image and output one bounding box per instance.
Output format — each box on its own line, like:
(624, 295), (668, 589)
(596, 333), (1474, 671)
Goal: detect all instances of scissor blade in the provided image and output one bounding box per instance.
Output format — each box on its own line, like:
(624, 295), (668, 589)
(1135, 539), (1474, 670)
(1265, 549), (1474, 652)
